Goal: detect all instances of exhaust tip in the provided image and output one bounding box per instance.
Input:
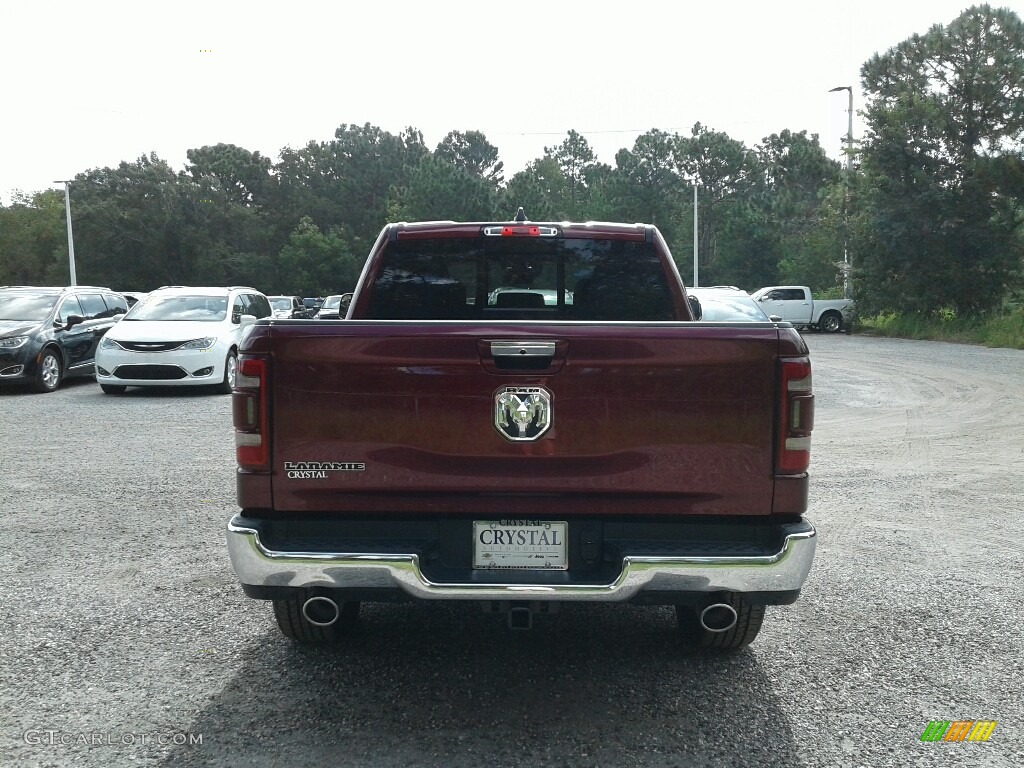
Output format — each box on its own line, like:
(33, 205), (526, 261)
(700, 603), (738, 633)
(302, 596), (341, 627)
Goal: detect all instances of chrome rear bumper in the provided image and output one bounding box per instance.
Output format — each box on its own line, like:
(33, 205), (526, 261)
(226, 515), (816, 602)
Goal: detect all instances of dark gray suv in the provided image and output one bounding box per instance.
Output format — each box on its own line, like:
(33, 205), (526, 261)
(0, 285), (128, 393)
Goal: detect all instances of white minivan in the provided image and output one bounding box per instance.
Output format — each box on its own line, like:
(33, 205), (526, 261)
(95, 286), (271, 394)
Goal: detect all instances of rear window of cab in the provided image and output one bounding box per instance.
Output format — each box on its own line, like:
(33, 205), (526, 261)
(365, 237), (677, 321)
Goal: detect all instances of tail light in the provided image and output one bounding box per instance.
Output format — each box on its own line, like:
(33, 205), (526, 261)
(233, 356), (269, 471)
(777, 357), (814, 474)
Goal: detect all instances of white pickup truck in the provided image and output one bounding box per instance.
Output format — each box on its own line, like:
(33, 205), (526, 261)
(750, 286), (854, 333)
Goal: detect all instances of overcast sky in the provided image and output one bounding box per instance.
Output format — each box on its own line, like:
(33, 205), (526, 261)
(0, 0), (1005, 205)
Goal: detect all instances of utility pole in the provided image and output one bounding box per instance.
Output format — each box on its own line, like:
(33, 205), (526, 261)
(829, 86), (854, 300)
(53, 180), (78, 286)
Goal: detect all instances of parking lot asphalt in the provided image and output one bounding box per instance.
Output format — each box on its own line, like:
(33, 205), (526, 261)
(1, 334), (1022, 767)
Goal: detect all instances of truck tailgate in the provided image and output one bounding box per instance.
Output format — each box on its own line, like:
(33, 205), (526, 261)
(260, 322), (781, 517)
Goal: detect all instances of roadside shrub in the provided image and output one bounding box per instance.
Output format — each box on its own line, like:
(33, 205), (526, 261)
(859, 309), (1024, 349)
(815, 285), (845, 300)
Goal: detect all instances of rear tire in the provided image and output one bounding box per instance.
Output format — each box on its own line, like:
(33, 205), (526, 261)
(33, 349), (62, 393)
(676, 594), (765, 651)
(818, 311), (842, 333)
(272, 595), (360, 644)
(100, 384), (127, 395)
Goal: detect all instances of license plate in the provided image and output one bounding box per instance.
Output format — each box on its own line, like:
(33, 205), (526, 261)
(473, 520), (568, 570)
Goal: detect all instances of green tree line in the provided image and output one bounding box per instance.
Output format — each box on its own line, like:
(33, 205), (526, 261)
(1, 5), (1021, 317)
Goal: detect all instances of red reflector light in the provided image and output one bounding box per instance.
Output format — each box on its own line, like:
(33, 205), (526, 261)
(483, 225), (559, 237)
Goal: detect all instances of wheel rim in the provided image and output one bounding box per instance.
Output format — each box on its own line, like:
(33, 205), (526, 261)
(41, 355), (60, 388)
(226, 355), (237, 388)
(823, 316), (839, 332)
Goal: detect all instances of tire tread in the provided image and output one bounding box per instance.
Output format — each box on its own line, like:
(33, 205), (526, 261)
(818, 311), (843, 333)
(32, 349), (62, 393)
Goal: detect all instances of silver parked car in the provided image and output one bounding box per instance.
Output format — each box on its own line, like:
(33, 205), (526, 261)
(314, 294), (347, 319)
(686, 287), (779, 322)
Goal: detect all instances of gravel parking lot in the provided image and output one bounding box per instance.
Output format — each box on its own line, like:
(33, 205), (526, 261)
(1, 334), (1022, 767)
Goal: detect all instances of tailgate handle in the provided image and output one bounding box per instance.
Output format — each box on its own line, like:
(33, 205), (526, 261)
(490, 341), (556, 358)
(488, 340), (558, 372)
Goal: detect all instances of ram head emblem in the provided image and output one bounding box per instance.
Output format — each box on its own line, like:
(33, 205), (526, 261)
(494, 386), (552, 441)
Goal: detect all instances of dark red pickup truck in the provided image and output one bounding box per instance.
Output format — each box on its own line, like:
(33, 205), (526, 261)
(227, 213), (816, 650)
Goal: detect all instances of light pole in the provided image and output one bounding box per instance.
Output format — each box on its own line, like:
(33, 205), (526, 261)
(829, 86), (853, 300)
(53, 180), (78, 286)
(692, 183), (699, 287)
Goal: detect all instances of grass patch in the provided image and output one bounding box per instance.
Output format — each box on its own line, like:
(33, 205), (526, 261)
(858, 309), (1024, 349)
